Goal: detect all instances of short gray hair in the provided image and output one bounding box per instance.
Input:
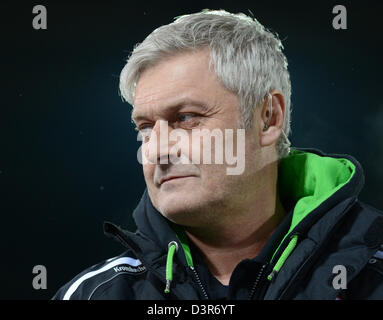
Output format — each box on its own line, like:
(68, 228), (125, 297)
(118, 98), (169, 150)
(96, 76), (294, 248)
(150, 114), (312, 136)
(119, 9), (292, 159)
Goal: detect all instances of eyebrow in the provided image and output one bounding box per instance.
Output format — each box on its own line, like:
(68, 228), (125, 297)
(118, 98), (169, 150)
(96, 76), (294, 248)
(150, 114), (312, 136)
(131, 98), (209, 124)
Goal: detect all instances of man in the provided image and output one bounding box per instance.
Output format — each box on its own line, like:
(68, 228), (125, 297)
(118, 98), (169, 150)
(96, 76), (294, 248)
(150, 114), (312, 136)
(53, 9), (383, 300)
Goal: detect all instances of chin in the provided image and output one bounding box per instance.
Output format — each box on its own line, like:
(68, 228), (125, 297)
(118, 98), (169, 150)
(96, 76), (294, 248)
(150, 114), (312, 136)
(154, 192), (204, 226)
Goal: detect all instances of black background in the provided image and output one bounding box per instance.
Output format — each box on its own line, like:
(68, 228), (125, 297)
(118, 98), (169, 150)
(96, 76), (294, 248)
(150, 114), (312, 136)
(1, 0), (382, 299)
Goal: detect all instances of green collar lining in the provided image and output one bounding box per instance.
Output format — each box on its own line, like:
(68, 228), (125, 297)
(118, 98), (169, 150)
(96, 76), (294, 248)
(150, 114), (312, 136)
(273, 147), (356, 258)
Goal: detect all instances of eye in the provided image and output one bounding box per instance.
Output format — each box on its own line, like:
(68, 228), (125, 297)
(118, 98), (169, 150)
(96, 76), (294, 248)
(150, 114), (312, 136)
(136, 124), (153, 132)
(178, 113), (194, 122)
(136, 125), (153, 142)
(176, 113), (201, 129)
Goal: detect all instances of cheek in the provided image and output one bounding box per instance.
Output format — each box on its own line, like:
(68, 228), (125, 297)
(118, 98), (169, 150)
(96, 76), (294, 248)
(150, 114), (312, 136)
(143, 164), (155, 184)
(198, 163), (228, 188)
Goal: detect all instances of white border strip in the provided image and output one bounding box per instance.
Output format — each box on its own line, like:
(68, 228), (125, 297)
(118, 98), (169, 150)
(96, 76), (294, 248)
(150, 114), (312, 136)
(374, 250), (383, 260)
(63, 257), (142, 300)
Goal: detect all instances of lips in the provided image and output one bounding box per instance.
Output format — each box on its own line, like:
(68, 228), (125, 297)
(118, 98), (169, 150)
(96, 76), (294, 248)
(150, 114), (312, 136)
(160, 175), (194, 185)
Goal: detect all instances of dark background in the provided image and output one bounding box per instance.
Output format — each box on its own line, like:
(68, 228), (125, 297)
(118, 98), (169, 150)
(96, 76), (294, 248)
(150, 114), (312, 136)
(0, 0), (382, 299)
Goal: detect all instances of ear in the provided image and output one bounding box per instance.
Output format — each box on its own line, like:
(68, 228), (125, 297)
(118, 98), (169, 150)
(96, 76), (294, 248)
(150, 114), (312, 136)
(259, 91), (286, 147)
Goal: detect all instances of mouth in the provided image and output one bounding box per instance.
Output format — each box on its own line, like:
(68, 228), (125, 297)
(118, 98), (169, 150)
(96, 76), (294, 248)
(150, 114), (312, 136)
(160, 175), (196, 185)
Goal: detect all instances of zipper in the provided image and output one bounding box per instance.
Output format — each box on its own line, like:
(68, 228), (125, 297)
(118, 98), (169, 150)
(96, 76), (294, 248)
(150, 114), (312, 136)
(248, 264), (267, 300)
(189, 266), (209, 300)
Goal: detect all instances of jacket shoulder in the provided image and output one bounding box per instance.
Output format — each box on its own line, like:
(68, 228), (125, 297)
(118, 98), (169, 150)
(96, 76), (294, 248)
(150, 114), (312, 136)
(357, 200), (383, 216)
(341, 200), (383, 299)
(344, 245), (383, 299)
(52, 251), (146, 300)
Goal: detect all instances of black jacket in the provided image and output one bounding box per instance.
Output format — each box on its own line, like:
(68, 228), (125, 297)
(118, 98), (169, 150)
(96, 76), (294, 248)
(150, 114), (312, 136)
(53, 147), (383, 300)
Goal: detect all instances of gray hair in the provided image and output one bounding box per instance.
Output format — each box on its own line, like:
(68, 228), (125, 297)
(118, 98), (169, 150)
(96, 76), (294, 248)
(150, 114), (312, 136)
(119, 9), (292, 159)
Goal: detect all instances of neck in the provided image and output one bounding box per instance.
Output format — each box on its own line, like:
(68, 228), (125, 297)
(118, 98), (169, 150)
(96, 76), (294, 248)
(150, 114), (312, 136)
(184, 167), (286, 285)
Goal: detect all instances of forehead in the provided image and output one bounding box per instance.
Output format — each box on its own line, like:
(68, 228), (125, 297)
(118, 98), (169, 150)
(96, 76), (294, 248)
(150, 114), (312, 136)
(132, 50), (223, 118)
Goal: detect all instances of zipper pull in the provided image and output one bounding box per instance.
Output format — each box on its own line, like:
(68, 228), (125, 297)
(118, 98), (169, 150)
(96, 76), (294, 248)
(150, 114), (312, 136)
(164, 241), (178, 294)
(267, 234), (299, 282)
(267, 269), (278, 282)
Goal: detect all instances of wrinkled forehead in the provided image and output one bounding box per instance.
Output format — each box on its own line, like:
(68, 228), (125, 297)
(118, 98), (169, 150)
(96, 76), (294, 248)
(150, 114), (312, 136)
(131, 51), (229, 122)
(133, 50), (214, 101)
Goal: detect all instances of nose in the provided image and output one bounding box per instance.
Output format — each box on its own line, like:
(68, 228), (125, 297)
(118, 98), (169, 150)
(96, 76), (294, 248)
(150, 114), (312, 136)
(143, 120), (180, 165)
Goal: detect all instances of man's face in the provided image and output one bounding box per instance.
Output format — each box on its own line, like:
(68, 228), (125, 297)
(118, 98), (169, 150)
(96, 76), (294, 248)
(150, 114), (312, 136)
(132, 49), (262, 227)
